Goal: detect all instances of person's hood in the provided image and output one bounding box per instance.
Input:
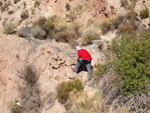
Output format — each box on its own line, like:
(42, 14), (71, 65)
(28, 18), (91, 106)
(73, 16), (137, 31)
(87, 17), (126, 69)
(76, 46), (81, 51)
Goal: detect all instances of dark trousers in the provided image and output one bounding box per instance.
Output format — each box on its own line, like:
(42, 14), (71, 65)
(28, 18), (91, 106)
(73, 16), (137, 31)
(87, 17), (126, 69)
(74, 58), (92, 79)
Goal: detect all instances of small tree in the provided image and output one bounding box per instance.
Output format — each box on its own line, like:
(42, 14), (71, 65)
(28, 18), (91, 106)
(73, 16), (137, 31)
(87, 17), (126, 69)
(112, 31), (150, 96)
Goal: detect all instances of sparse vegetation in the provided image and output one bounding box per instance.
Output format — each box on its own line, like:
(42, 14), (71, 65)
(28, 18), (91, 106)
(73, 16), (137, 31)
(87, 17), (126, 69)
(55, 30), (77, 46)
(92, 64), (108, 79)
(18, 65), (41, 113)
(3, 23), (16, 34)
(66, 4), (92, 21)
(101, 18), (114, 34)
(56, 79), (83, 104)
(83, 33), (98, 44)
(118, 23), (136, 34)
(126, 10), (137, 20)
(21, 10), (29, 20)
(31, 26), (46, 39)
(113, 15), (125, 29)
(140, 8), (149, 19)
(65, 91), (100, 113)
(10, 101), (22, 113)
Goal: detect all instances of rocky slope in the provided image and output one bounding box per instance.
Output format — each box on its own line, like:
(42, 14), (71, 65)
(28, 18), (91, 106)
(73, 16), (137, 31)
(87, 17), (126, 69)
(0, 0), (150, 112)
(0, 34), (105, 113)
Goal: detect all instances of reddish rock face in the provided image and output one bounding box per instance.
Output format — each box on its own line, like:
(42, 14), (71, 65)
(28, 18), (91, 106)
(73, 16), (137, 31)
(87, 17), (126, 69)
(93, 0), (111, 19)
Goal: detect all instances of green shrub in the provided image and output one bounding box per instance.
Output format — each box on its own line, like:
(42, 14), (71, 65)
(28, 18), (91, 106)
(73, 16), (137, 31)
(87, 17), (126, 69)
(83, 33), (98, 44)
(33, 17), (47, 28)
(140, 8), (149, 19)
(56, 79), (83, 104)
(111, 31), (150, 96)
(31, 26), (46, 39)
(21, 10), (29, 20)
(43, 19), (55, 38)
(113, 15), (125, 29)
(3, 23), (16, 34)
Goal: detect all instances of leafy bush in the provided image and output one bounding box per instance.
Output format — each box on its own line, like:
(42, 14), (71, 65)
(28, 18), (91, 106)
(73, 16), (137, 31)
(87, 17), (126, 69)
(3, 23), (16, 34)
(56, 79), (83, 104)
(118, 23), (136, 33)
(113, 15), (125, 29)
(140, 8), (149, 19)
(111, 31), (150, 96)
(32, 26), (46, 39)
(32, 17), (55, 39)
(21, 10), (29, 20)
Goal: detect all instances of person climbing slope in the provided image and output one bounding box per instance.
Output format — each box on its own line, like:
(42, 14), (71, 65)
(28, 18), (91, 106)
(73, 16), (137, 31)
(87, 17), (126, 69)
(72, 46), (92, 80)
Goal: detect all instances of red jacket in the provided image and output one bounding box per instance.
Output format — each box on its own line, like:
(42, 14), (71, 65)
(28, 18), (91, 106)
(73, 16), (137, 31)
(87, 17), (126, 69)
(77, 49), (92, 60)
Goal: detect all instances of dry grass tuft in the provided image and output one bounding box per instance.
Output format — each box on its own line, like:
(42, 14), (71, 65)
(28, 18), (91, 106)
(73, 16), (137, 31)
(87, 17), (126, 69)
(65, 91), (100, 113)
(3, 23), (16, 34)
